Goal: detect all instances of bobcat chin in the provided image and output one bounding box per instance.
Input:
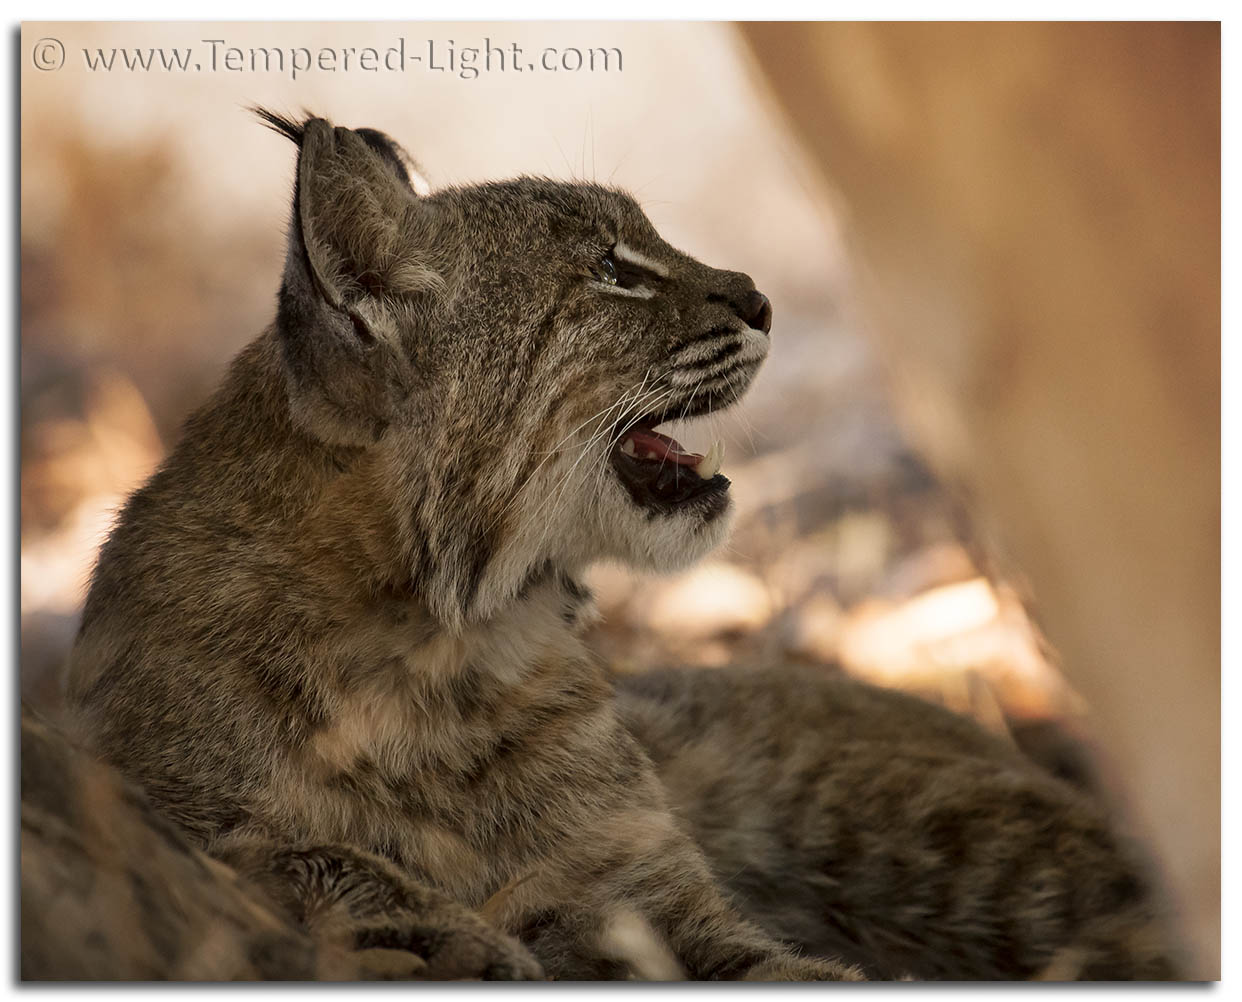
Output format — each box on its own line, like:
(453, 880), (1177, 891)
(61, 111), (1176, 981)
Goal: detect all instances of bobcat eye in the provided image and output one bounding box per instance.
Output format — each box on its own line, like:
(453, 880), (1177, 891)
(590, 245), (655, 298)
(595, 253), (619, 286)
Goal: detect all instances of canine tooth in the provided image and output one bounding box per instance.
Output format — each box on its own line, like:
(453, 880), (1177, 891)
(694, 441), (725, 480)
(621, 439), (637, 457)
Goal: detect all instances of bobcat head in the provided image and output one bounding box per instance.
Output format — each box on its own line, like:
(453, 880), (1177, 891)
(259, 110), (772, 628)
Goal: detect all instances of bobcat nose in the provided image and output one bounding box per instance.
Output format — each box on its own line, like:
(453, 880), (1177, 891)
(742, 290), (772, 335)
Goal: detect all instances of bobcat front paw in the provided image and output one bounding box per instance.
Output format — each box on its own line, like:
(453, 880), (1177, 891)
(741, 954), (866, 982)
(352, 911), (544, 981)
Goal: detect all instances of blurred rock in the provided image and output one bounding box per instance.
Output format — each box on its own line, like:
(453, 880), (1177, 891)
(641, 562), (773, 641)
(837, 578), (1071, 720)
(741, 22), (1220, 969)
(881, 541), (977, 599)
(784, 594), (845, 663)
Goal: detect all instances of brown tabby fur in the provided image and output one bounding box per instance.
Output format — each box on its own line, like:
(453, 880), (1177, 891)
(21, 703), (537, 980)
(60, 111), (1176, 980)
(620, 666), (1179, 980)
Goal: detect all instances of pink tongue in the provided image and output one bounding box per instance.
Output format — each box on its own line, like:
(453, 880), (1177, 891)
(624, 428), (703, 467)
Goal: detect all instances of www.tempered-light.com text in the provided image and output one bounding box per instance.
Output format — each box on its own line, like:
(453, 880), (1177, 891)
(76, 38), (623, 79)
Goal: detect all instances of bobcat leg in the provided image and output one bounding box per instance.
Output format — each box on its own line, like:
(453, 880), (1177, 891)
(214, 839), (543, 981)
(503, 809), (862, 981)
(605, 839), (865, 982)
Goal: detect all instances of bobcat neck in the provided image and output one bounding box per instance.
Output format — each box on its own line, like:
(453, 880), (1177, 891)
(64, 114), (856, 981)
(69, 330), (603, 829)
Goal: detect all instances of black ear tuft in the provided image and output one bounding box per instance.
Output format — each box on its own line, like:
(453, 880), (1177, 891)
(251, 106), (307, 145)
(254, 108), (426, 196)
(268, 115), (426, 448)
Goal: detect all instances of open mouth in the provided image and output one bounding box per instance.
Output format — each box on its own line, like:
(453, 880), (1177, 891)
(609, 417), (730, 521)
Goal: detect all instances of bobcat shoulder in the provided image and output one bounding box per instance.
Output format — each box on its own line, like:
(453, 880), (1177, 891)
(65, 110), (840, 981)
(55, 110), (1176, 981)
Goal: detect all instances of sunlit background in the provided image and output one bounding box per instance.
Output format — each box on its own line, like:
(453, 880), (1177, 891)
(22, 22), (1085, 778)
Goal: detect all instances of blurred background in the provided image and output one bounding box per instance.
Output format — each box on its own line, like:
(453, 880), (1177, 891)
(21, 21), (1218, 976)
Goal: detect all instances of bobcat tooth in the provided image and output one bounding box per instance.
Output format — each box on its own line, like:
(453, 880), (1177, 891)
(694, 441), (724, 480)
(621, 438), (637, 458)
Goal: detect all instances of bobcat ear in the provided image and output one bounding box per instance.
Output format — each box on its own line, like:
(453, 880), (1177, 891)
(259, 110), (436, 447)
(355, 127), (432, 196)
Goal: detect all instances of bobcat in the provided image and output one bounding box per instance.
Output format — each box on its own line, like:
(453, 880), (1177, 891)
(62, 110), (1176, 980)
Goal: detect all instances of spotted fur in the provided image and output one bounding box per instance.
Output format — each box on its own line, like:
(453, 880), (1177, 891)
(619, 666), (1181, 980)
(65, 111), (851, 981)
(21, 706), (347, 979)
(60, 110), (1175, 982)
